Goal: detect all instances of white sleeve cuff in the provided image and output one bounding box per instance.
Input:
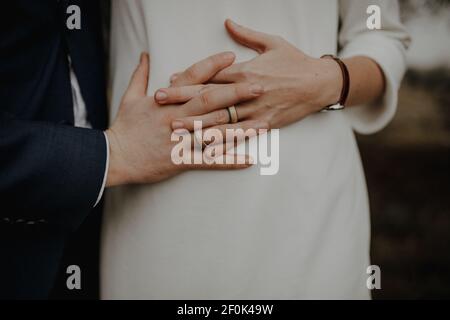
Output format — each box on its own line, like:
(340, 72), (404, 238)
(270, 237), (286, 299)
(339, 33), (407, 135)
(94, 131), (110, 207)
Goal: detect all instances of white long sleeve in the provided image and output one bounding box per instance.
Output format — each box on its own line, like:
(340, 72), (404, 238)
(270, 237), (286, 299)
(339, 0), (411, 134)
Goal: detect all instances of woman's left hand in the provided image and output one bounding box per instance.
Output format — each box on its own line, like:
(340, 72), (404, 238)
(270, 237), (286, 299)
(155, 19), (343, 130)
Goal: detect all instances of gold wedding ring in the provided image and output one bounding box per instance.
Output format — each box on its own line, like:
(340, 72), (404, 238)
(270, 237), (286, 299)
(227, 105), (238, 124)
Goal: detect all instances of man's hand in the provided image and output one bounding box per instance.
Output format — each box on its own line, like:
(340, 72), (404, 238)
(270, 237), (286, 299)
(105, 52), (267, 187)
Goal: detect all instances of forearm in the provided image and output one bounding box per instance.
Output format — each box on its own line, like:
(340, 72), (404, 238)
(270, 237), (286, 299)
(0, 113), (106, 228)
(342, 56), (385, 107)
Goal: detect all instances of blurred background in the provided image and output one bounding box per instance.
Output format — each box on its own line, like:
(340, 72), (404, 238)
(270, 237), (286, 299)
(358, 0), (450, 299)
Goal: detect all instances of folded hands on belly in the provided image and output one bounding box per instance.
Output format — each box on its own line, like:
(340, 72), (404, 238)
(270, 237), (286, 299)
(155, 19), (384, 132)
(154, 19), (343, 131)
(105, 19), (384, 188)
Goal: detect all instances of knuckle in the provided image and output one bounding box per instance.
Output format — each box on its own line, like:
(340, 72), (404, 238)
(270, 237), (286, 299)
(237, 84), (250, 98)
(199, 92), (211, 109)
(185, 67), (198, 82)
(215, 110), (229, 124)
(232, 85), (243, 99)
(240, 65), (256, 80)
(237, 73), (247, 82)
(198, 84), (210, 95)
(236, 69), (250, 81)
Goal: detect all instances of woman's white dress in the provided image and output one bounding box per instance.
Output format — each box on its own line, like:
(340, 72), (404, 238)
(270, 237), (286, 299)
(101, 0), (409, 299)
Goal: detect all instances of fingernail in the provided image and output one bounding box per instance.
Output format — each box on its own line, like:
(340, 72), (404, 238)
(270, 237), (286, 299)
(140, 52), (149, 63)
(250, 84), (264, 95)
(172, 120), (185, 130)
(155, 90), (168, 101)
(170, 74), (178, 83)
(228, 19), (237, 27)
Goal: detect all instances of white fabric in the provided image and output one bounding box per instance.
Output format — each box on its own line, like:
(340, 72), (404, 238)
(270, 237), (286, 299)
(68, 58), (109, 207)
(69, 57), (91, 129)
(338, 1), (410, 134)
(101, 0), (409, 299)
(95, 132), (109, 207)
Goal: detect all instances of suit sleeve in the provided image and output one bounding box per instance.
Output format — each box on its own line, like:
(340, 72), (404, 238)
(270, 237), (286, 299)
(0, 111), (107, 232)
(339, 0), (411, 134)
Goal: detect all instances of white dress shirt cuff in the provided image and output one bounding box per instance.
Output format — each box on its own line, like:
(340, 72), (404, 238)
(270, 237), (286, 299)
(94, 131), (110, 207)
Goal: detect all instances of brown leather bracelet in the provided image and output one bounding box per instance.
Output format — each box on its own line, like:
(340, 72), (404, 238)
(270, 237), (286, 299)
(320, 54), (350, 111)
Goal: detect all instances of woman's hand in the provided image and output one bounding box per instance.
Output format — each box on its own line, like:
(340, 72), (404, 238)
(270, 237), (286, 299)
(155, 19), (343, 130)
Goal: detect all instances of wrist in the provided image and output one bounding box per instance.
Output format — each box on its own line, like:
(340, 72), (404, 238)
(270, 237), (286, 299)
(316, 57), (343, 109)
(105, 129), (130, 187)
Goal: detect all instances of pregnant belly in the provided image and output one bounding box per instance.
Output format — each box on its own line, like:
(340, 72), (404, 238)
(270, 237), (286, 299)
(100, 113), (365, 299)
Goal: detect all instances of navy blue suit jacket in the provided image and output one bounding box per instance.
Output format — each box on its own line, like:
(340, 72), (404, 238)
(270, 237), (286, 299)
(0, 0), (108, 299)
